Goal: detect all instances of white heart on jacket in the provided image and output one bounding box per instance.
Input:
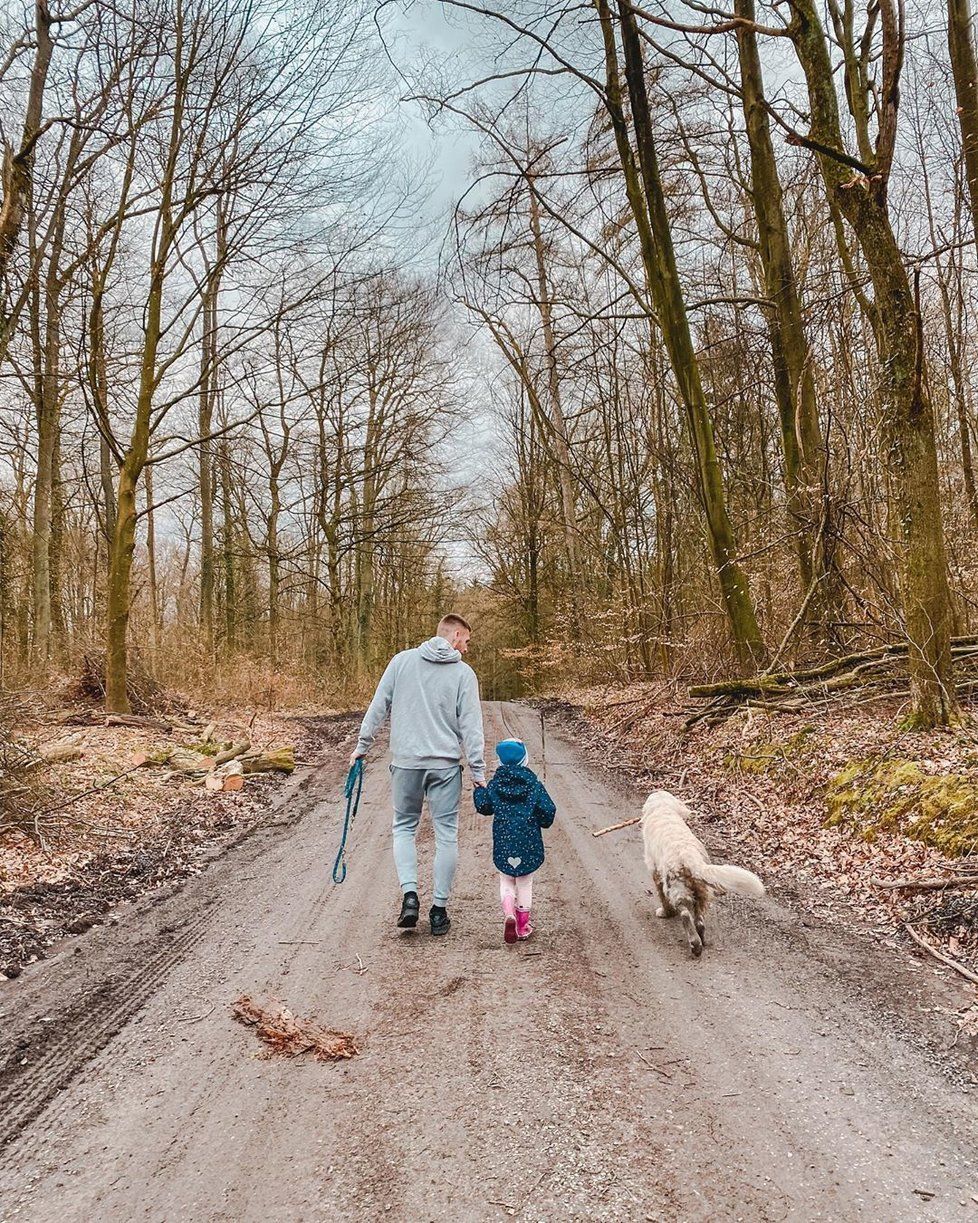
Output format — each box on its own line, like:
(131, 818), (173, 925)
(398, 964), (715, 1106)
(507, 856), (522, 869)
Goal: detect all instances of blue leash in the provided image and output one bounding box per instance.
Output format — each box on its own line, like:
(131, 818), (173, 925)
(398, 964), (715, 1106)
(332, 758), (364, 884)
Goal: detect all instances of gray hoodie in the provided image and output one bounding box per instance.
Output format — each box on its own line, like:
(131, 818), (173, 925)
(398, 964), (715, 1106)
(355, 637), (486, 782)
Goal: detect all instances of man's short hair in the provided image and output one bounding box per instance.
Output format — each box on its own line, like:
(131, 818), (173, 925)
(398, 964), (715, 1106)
(438, 612), (471, 634)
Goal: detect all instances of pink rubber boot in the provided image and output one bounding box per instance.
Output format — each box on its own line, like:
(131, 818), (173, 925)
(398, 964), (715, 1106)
(503, 895), (517, 944)
(516, 907), (533, 940)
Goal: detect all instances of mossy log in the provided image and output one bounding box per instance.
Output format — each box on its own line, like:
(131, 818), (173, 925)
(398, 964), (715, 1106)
(241, 746), (294, 774)
(687, 634), (978, 708)
(37, 743), (84, 765)
(214, 738), (251, 766)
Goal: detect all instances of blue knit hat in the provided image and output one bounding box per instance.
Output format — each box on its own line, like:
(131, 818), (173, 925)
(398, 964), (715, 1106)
(496, 739), (528, 767)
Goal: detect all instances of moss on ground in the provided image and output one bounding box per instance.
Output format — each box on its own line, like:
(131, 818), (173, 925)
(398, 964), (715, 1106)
(825, 757), (978, 856)
(725, 728), (816, 774)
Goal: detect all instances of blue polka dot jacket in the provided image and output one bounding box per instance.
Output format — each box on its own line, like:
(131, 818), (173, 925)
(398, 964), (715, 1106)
(473, 764), (557, 877)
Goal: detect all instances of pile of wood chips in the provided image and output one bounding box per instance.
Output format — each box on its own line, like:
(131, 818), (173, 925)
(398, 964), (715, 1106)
(232, 994), (359, 1062)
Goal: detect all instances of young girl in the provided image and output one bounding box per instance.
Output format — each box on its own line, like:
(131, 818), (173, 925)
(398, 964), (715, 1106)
(473, 738), (556, 943)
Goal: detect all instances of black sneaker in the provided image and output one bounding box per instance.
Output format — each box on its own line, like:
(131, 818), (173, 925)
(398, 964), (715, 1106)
(429, 905), (451, 936)
(397, 891), (420, 929)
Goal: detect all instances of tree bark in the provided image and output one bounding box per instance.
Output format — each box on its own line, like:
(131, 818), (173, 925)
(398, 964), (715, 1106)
(948, 0), (978, 247)
(145, 463), (159, 668)
(0, 1), (53, 357)
(197, 207), (225, 657)
(526, 177), (581, 630)
(784, 0), (957, 725)
(734, 0), (844, 646)
(105, 460), (140, 712)
(29, 202), (65, 662)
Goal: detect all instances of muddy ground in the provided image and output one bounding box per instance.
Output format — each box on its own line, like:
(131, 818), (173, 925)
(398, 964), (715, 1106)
(0, 703), (976, 1221)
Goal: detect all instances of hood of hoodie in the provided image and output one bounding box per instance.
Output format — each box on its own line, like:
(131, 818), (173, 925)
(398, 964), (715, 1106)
(417, 636), (462, 664)
(492, 763), (536, 803)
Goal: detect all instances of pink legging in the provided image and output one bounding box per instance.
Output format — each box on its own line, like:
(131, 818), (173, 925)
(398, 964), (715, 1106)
(499, 871), (533, 910)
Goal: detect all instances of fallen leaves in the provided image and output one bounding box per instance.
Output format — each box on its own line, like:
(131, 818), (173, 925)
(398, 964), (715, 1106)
(232, 994), (359, 1062)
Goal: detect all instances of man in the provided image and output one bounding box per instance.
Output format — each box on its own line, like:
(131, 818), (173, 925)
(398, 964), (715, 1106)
(351, 613), (486, 935)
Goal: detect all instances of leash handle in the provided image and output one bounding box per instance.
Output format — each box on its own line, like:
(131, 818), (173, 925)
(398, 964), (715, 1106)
(332, 758), (364, 884)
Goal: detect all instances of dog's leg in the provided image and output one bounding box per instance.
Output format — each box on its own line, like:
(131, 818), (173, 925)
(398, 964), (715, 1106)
(666, 875), (703, 957)
(695, 909), (707, 948)
(679, 905), (704, 958)
(694, 887), (708, 947)
(653, 873), (675, 918)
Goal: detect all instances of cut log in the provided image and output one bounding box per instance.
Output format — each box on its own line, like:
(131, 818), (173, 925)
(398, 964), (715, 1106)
(205, 760), (245, 792)
(165, 747), (213, 774)
(105, 713), (173, 733)
(214, 738), (250, 766)
(38, 744), (84, 765)
(241, 746), (295, 774)
(201, 721), (216, 743)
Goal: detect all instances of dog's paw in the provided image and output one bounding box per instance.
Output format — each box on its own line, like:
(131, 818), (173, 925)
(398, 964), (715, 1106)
(656, 907), (668, 918)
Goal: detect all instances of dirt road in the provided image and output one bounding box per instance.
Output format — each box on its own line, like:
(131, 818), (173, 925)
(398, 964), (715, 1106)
(1, 702), (976, 1221)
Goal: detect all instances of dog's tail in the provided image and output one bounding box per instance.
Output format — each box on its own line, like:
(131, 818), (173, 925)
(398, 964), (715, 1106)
(696, 862), (765, 898)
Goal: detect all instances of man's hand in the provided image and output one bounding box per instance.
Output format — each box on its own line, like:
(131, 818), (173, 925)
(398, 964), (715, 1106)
(349, 749), (365, 767)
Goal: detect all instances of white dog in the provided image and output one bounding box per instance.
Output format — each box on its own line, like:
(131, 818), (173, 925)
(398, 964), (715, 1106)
(641, 790), (765, 957)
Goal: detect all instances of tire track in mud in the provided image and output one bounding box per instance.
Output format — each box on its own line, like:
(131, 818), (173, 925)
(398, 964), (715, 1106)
(0, 913), (209, 1153)
(0, 758), (339, 1159)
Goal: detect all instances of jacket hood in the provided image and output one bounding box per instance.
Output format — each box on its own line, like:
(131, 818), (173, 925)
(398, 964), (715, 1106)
(493, 763), (536, 802)
(417, 636), (462, 664)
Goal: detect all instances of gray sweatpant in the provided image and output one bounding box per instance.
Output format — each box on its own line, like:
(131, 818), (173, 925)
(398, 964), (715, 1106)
(390, 765), (462, 905)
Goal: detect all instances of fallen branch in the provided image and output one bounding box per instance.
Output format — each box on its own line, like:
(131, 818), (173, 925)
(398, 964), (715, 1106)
(105, 713), (173, 732)
(904, 923), (978, 987)
(592, 815), (641, 838)
(872, 876), (978, 892)
(686, 633), (978, 721)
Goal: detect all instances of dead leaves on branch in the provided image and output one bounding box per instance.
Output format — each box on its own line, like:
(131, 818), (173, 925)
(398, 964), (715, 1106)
(232, 994), (358, 1062)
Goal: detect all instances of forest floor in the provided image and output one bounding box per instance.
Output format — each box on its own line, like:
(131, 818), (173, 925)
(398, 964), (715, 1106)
(1, 700), (976, 1221)
(0, 696), (360, 977)
(547, 682), (978, 1013)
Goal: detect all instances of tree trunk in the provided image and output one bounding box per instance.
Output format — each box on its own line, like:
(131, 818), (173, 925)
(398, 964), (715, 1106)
(0, 1), (53, 357)
(219, 438), (236, 652)
(197, 214), (225, 656)
(145, 463), (159, 669)
(267, 475), (281, 665)
(598, 0), (766, 669)
(526, 178), (581, 629)
(30, 222), (63, 663)
(949, 0), (978, 247)
(734, 0), (844, 647)
(787, 0), (957, 725)
(105, 462), (139, 712)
